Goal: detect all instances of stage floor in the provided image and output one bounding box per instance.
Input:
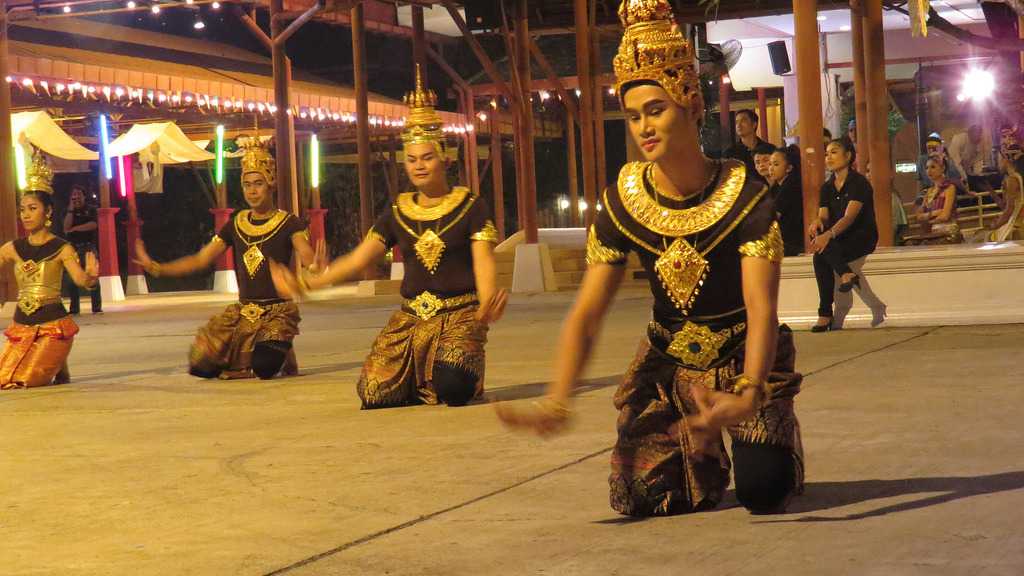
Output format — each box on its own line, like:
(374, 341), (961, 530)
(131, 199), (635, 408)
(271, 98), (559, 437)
(3, 292), (1022, 575)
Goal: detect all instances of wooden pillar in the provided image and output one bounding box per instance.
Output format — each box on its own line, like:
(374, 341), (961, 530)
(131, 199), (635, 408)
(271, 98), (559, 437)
(489, 114), (506, 241)
(591, 34), (607, 195)
(862, 0), (894, 246)
(757, 88), (769, 142)
(463, 90), (480, 195)
(851, 0), (870, 170)
(295, 135), (307, 216)
(412, 6), (428, 84)
(516, 0), (538, 243)
(566, 113), (580, 227)
(0, 0), (17, 303)
(388, 135), (400, 200)
(270, 0), (295, 213)
(793, 0), (826, 253)
(719, 79), (732, 154)
(574, 0), (597, 228)
(352, 1), (373, 239)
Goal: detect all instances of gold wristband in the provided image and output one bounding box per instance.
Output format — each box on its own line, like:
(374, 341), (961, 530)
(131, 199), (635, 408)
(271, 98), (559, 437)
(732, 374), (768, 398)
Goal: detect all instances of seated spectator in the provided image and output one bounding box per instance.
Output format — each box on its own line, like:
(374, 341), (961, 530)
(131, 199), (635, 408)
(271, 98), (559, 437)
(917, 133), (960, 189)
(974, 145), (1024, 242)
(809, 138), (884, 332)
(753, 142), (776, 183)
(909, 156), (962, 245)
(768, 145), (804, 256)
(949, 124), (994, 193)
(723, 109), (765, 176)
(866, 161), (909, 245)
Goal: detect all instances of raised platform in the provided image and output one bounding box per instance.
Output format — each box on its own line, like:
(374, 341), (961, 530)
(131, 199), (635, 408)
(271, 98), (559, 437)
(487, 229), (1024, 329)
(778, 242), (1024, 329)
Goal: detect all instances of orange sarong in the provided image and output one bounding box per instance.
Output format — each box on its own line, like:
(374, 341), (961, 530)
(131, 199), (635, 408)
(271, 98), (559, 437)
(0, 317), (79, 390)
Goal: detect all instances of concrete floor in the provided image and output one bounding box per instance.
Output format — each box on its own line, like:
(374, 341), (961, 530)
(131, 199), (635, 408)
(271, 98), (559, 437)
(2, 290), (1022, 576)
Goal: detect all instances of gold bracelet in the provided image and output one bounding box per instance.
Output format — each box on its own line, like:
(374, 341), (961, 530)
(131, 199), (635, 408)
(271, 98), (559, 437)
(732, 374), (768, 398)
(532, 397), (573, 422)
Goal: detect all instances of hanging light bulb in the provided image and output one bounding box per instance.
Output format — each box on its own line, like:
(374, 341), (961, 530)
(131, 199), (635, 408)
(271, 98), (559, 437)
(151, 3), (161, 14)
(126, 0), (136, 7)
(194, 19), (205, 30)
(62, 4), (72, 13)
(211, 1), (221, 8)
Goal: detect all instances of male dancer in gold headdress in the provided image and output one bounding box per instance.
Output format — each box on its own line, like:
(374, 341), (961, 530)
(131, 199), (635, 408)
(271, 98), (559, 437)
(135, 138), (314, 380)
(271, 66), (507, 408)
(498, 0), (804, 516)
(1, 149), (99, 389)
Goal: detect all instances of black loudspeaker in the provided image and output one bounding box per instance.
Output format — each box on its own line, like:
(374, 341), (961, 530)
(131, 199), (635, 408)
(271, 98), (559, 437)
(465, 0), (502, 31)
(767, 40), (792, 75)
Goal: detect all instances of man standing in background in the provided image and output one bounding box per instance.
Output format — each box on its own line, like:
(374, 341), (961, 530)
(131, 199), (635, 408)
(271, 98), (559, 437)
(64, 184), (102, 315)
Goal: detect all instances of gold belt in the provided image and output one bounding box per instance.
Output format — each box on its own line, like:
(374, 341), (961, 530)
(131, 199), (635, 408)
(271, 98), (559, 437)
(403, 291), (477, 321)
(649, 319), (746, 370)
(17, 295), (62, 316)
(238, 300), (285, 323)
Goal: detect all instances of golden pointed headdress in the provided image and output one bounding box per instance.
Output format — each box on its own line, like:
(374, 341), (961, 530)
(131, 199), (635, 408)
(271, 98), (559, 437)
(239, 135), (276, 186)
(613, 0), (697, 107)
(24, 147), (54, 194)
(402, 64), (445, 153)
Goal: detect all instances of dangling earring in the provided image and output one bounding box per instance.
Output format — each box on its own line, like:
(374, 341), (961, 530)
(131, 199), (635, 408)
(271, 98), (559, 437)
(45, 218), (52, 228)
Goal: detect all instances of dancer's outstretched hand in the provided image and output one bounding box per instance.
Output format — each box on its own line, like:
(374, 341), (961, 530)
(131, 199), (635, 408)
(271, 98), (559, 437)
(310, 239), (329, 274)
(475, 288), (509, 325)
(133, 238), (153, 269)
(269, 260), (303, 300)
(494, 397), (571, 437)
(84, 251), (99, 279)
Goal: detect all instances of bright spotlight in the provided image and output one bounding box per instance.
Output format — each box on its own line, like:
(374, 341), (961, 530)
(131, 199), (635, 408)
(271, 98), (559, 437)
(961, 69), (995, 102)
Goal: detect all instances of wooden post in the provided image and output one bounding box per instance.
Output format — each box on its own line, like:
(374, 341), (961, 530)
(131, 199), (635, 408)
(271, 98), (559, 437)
(295, 135), (307, 216)
(211, 173), (235, 276)
(757, 88), (769, 142)
(270, 0), (296, 214)
(566, 113), (580, 227)
(388, 135), (400, 200)
(851, 0), (870, 170)
(591, 33), (607, 195)
(719, 79), (732, 154)
(862, 0), (894, 246)
(574, 0), (597, 228)
(352, 1), (373, 239)
(412, 5), (428, 85)
(516, 0), (538, 243)
(793, 0), (826, 253)
(490, 114), (506, 241)
(0, 0), (17, 303)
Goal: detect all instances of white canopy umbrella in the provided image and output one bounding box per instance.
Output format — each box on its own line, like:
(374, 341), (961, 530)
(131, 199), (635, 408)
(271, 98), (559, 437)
(11, 110), (97, 160)
(107, 122), (215, 164)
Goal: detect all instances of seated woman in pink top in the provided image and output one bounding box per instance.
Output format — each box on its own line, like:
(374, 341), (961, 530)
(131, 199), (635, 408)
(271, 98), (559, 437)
(912, 156), (962, 244)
